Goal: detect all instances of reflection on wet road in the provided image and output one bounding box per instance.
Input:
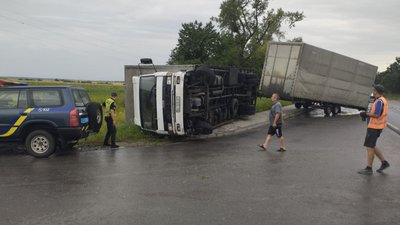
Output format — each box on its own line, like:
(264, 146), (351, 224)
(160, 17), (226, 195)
(307, 107), (360, 118)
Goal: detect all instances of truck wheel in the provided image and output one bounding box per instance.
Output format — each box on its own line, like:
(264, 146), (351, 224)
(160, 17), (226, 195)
(195, 66), (216, 86)
(332, 105), (340, 115)
(87, 102), (103, 133)
(295, 103), (302, 109)
(303, 102), (311, 109)
(231, 98), (239, 117)
(195, 120), (213, 135)
(25, 130), (56, 158)
(324, 106), (332, 116)
(238, 104), (256, 115)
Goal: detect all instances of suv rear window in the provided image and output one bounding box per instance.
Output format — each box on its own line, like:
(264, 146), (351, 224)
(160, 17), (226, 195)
(72, 90), (91, 107)
(0, 90), (19, 109)
(31, 90), (63, 107)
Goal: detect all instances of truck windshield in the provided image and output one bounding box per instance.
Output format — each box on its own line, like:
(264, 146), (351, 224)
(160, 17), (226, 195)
(140, 76), (157, 130)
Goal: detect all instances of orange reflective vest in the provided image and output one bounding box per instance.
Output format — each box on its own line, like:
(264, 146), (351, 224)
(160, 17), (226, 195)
(368, 96), (388, 129)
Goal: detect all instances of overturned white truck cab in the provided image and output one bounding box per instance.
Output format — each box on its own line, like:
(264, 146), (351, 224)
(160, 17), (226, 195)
(133, 60), (258, 136)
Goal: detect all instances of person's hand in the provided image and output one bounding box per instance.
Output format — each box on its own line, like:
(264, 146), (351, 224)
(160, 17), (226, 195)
(360, 111), (367, 117)
(113, 120), (116, 126)
(272, 123), (277, 128)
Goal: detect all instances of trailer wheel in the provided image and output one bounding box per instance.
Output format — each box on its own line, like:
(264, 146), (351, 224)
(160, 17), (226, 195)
(303, 102), (312, 109)
(295, 103), (302, 109)
(324, 106), (332, 116)
(332, 105), (341, 115)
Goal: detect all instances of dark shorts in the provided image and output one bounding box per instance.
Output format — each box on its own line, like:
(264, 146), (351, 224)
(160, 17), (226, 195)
(268, 125), (283, 138)
(364, 128), (382, 148)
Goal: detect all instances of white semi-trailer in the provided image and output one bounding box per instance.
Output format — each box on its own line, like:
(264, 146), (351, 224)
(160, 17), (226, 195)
(259, 42), (378, 115)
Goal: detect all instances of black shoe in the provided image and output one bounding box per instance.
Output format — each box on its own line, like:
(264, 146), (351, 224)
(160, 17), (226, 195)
(111, 144), (119, 148)
(358, 167), (373, 175)
(377, 161), (390, 173)
(103, 143), (111, 147)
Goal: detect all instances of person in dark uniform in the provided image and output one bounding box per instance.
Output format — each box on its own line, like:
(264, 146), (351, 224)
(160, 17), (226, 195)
(103, 92), (119, 148)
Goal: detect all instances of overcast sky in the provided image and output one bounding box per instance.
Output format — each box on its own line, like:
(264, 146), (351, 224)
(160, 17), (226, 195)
(0, 0), (399, 81)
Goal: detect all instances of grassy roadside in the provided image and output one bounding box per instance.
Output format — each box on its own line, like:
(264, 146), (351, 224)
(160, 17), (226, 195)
(256, 97), (292, 112)
(386, 94), (400, 100)
(26, 80), (288, 144)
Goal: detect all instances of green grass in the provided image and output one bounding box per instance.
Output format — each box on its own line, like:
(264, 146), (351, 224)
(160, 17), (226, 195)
(255, 97), (292, 112)
(25, 80), (288, 144)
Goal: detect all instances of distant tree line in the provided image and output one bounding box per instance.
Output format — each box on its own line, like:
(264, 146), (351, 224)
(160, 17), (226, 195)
(168, 0), (304, 75)
(376, 57), (400, 94)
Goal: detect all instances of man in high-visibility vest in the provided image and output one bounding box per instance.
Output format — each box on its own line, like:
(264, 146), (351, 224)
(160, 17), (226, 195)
(358, 84), (390, 175)
(103, 92), (119, 148)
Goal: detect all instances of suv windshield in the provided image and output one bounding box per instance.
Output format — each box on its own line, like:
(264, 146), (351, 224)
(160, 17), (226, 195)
(140, 76), (157, 130)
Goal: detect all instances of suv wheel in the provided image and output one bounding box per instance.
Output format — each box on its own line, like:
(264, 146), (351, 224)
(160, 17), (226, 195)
(87, 102), (103, 133)
(25, 130), (55, 158)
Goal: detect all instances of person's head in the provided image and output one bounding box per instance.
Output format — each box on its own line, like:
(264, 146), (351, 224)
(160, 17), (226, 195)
(271, 93), (280, 102)
(111, 92), (118, 99)
(372, 84), (384, 98)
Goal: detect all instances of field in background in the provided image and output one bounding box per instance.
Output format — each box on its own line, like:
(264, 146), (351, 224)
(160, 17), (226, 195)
(18, 79), (288, 144)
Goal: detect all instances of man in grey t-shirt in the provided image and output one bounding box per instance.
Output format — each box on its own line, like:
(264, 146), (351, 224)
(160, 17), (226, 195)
(258, 93), (286, 152)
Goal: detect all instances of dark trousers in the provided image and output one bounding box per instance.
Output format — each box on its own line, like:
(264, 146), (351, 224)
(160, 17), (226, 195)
(104, 116), (117, 145)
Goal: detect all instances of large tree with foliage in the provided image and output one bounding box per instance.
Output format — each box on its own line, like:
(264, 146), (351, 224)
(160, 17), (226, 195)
(168, 21), (221, 65)
(376, 57), (400, 94)
(214, 0), (304, 68)
(168, 0), (304, 72)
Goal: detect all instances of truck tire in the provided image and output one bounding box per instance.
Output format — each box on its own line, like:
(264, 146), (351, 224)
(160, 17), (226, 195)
(25, 130), (56, 158)
(87, 102), (103, 133)
(332, 105), (340, 115)
(303, 102), (312, 109)
(295, 103), (302, 109)
(324, 105), (332, 116)
(195, 120), (213, 135)
(231, 98), (239, 117)
(195, 66), (216, 86)
(238, 104), (256, 115)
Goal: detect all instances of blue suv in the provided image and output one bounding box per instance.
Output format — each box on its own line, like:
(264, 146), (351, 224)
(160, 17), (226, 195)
(0, 86), (103, 157)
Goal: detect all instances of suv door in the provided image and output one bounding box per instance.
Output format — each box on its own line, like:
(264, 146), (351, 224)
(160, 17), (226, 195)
(0, 89), (29, 138)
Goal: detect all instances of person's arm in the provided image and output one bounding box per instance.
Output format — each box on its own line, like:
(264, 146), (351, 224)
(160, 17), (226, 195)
(273, 112), (281, 127)
(366, 100), (383, 118)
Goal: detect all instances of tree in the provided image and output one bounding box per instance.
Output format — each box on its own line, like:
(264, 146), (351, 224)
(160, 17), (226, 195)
(168, 0), (304, 72)
(168, 21), (221, 65)
(376, 57), (400, 94)
(214, 0), (304, 68)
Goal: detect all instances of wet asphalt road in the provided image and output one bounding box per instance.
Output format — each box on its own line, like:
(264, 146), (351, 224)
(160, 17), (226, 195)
(1, 111), (400, 225)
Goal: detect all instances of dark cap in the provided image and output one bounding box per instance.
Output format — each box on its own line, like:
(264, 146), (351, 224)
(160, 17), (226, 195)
(373, 84), (384, 94)
(111, 92), (118, 97)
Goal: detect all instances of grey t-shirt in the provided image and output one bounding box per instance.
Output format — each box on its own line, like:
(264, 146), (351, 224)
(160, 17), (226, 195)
(269, 101), (282, 125)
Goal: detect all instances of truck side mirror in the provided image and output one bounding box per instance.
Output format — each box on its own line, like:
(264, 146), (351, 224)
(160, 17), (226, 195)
(138, 58), (157, 74)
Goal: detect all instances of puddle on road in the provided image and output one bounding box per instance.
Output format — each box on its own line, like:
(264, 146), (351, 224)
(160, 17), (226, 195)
(307, 107), (360, 118)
